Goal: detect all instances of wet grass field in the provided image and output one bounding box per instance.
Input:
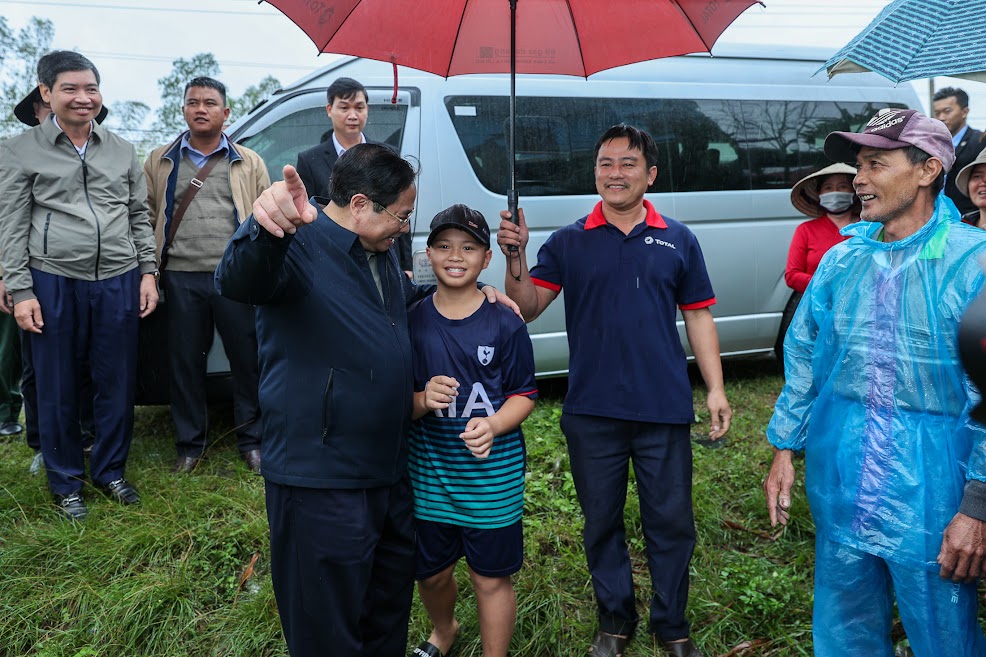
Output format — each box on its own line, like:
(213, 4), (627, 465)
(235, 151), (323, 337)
(0, 357), (965, 656)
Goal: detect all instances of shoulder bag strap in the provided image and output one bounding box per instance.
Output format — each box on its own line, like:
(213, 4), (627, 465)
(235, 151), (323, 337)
(160, 151), (224, 273)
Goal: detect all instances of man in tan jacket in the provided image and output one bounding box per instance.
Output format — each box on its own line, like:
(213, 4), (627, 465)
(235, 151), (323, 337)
(144, 77), (269, 475)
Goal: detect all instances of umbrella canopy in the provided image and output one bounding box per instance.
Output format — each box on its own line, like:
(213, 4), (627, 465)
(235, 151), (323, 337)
(263, 0), (761, 226)
(264, 0), (762, 78)
(822, 0), (986, 83)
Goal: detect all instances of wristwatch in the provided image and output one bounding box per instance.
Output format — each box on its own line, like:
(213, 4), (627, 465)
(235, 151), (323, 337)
(148, 270), (160, 282)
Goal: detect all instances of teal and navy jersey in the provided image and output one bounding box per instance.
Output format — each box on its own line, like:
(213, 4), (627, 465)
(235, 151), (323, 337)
(408, 296), (538, 529)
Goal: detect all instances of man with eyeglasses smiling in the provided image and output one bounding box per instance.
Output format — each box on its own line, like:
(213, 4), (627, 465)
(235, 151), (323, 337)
(216, 144), (517, 657)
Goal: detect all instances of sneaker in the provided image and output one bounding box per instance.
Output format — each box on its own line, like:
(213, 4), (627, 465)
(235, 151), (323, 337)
(29, 450), (44, 476)
(98, 478), (141, 505)
(54, 492), (88, 522)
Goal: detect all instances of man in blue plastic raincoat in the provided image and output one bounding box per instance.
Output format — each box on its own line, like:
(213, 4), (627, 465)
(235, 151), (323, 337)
(764, 108), (986, 656)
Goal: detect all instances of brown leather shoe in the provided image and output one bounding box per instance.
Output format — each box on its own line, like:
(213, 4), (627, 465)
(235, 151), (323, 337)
(241, 449), (261, 474)
(172, 455), (201, 473)
(661, 638), (706, 657)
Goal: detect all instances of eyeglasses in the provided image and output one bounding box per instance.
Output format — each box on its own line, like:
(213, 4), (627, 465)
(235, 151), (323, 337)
(371, 200), (413, 229)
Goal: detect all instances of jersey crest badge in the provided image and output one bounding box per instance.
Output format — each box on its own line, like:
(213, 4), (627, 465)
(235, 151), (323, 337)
(477, 345), (495, 366)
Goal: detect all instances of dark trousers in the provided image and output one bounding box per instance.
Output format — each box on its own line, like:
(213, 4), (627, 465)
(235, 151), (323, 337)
(162, 271), (261, 456)
(561, 413), (695, 641)
(21, 327), (97, 452)
(265, 478), (416, 657)
(0, 311), (22, 423)
(30, 268), (139, 496)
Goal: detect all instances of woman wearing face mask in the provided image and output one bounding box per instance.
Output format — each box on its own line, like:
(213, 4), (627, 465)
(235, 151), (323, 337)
(775, 163), (860, 361)
(954, 148), (986, 229)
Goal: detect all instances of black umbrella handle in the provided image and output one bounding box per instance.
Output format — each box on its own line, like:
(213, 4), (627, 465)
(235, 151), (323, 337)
(507, 0), (519, 253)
(507, 189), (519, 252)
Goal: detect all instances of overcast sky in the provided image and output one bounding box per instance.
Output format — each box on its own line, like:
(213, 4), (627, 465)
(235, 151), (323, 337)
(1, 0), (984, 127)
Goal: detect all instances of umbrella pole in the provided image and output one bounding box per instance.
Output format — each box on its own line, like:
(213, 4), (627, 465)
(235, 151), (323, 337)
(507, 0), (520, 253)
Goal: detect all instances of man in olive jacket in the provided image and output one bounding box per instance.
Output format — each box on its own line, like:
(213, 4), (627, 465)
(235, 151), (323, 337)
(0, 51), (158, 521)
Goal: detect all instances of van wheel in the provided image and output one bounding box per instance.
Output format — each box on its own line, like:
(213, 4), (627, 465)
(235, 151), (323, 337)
(774, 291), (804, 363)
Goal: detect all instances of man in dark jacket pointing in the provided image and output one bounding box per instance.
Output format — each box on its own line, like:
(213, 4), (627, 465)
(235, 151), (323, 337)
(216, 144), (514, 657)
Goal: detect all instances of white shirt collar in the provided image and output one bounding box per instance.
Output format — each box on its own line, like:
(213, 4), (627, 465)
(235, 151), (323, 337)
(52, 115), (93, 157)
(332, 131), (366, 157)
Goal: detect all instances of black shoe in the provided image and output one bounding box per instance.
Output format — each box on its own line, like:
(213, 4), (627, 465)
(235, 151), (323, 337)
(661, 638), (706, 657)
(0, 421), (24, 436)
(172, 455), (202, 473)
(588, 631), (630, 657)
(98, 478), (141, 505)
(54, 492), (88, 521)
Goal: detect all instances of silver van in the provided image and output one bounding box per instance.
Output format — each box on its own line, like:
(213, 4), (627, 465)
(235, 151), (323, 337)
(135, 45), (920, 402)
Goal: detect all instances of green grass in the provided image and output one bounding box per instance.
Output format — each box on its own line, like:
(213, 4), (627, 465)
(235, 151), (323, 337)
(0, 358), (906, 655)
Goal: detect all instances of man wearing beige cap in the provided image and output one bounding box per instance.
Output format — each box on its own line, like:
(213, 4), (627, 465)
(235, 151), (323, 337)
(763, 108), (986, 656)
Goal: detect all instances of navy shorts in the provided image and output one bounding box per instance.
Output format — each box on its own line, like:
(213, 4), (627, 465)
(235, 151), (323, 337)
(415, 518), (524, 580)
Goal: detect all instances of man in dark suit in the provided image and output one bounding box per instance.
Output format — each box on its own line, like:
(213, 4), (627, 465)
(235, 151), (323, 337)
(934, 86), (986, 216)
(296, 77), (413, 271)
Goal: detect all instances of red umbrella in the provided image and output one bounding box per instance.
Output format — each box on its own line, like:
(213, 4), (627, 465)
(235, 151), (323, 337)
(263, 0), (763, 221)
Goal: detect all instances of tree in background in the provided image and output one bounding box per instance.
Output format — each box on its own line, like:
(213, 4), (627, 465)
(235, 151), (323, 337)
(230, 75), (281, 120)
(0, 18), (281, 151)
(0, 17), (54, 140)
(106, 100), (153, 157)
(148, 52), (222, 144)
(147, 53), (280, 149)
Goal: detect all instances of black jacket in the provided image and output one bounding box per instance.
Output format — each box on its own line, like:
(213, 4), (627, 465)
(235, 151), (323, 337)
(946, 126), (986, 215)
(296, 136), (413, 270)
(215, 202), (430, 488)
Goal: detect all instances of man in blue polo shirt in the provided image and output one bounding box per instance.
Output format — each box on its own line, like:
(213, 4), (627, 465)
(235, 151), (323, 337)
(497, 124), (731, 657)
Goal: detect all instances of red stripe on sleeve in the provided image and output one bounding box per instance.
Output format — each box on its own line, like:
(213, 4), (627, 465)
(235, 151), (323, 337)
(531, 277), (561, 293)
(678, 297), (716, 311)
(507, 389), (539, 398)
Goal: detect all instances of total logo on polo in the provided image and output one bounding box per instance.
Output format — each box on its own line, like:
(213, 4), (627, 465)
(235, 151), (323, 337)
(644, 235), (677, 250)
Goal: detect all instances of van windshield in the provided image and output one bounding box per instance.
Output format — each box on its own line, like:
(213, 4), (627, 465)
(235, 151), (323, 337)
(445, 96), (905, 195)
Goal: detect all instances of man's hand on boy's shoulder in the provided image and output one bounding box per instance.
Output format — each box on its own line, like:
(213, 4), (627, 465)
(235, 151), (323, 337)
(481, 285), (521, 317)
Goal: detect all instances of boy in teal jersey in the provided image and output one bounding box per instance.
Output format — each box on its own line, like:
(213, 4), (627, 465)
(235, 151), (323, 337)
(408, 205), (538, 657)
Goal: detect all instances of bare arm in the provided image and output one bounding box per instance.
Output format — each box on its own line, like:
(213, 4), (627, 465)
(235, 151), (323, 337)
(496, 208), (557, 322)
(460, 395), (536, 459)
(683, 306), (731, 440)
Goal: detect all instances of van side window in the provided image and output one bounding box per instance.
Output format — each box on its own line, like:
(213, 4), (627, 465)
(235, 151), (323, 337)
(239, 103), (408, 182)
(445, 97), (906, 195)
